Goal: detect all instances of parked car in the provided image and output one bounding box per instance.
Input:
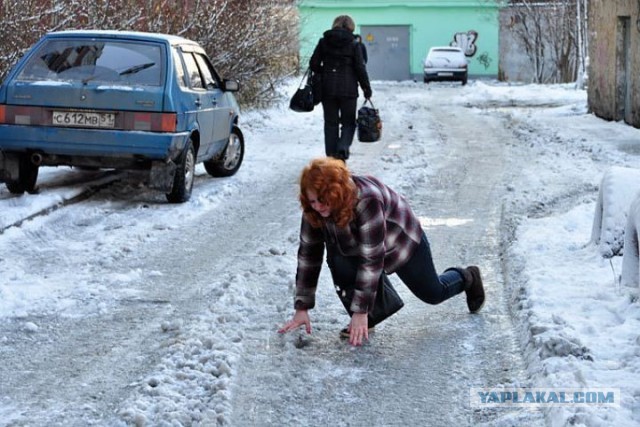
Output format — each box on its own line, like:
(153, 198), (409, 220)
(423, 46), (468, 85)
(0, 30), (244, 203)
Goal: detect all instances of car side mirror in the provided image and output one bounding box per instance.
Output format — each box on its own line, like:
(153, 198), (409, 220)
(223, 79), (239, 92)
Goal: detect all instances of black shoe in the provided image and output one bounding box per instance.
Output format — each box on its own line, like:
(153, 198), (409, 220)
(465, 266), (485, 313)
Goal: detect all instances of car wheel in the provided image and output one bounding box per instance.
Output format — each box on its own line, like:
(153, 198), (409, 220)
(166, 139), (195, 203)
(5, 155), (39, 195)
(462, 74), (468, 86)
(423, 77), (429, 84)
(204, 126), (244, 177)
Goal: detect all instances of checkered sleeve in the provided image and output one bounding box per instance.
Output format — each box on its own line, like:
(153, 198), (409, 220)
(294, 217), (325, 310)
(350, 197), (386, 314)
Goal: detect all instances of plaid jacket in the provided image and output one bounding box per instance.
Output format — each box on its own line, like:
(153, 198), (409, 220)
(294, 175), (423, 313)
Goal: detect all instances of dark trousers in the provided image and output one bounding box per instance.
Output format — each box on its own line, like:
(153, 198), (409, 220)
(326, 232), (465, 311)
(395, 233), (466, 304)
(321, 97), (357, 160)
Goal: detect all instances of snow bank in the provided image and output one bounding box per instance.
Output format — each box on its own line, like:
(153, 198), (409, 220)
(621, 194), (640, 291)
(590, 166), (640, 257)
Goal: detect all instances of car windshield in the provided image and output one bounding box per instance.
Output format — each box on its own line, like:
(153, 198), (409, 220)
(16, 39), (163, 86)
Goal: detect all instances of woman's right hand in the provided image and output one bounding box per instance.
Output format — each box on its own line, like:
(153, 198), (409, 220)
(278, 309), (312, 334)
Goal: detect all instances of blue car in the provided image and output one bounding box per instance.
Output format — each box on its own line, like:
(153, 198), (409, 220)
(0, 30), (244, 203)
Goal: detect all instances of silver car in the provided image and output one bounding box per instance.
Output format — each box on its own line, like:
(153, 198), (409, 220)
(423, 46), (468, 85)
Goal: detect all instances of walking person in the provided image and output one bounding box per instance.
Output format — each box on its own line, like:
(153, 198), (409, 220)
(310, 15), (372, 161)
(354, 34), (368, 64)
(278, 158), (486, 346)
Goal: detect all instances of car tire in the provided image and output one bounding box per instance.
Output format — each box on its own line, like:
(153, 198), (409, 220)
(204, 126), (244, 177)
(166, 139), (195, 203)
(462, 74), (468, 86)
(423, 77), (429, 84)
(6, 155), (39, 195)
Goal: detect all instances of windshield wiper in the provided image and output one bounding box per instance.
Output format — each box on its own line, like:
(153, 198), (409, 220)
(119, 62), (155, 76)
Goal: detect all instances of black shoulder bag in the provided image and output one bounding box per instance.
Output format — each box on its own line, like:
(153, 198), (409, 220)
(289, 68), (315, 113)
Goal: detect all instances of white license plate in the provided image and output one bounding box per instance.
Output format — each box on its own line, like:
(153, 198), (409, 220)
(438, 72), (454, 77)
(52, 111), (115, 128)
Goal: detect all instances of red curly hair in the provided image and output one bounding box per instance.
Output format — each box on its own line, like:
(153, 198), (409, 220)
(299, 158), (358, 228)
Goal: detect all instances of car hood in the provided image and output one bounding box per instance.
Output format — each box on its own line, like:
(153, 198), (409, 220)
(4, 81), (166, 112)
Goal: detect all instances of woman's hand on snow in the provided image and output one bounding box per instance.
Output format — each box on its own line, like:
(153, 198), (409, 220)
(349, 312), (369, 346)
(278, 309), (312, 334)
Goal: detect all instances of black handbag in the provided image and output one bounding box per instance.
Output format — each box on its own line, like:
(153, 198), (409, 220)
(357, 99), (382, 142)
(336, 273), (404, 327)
(289, 68), (314, 113)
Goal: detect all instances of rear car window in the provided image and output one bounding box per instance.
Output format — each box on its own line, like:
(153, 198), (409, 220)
(16, 39), (164, 86)
(172, 47), (188, 87)
(181, 52), (204, 89)
(429, 49), (464, 59)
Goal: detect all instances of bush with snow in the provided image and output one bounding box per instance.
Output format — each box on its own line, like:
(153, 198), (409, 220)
(0, 0), (299, 108)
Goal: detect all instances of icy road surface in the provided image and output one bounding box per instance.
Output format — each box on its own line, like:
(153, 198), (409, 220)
(1, 80), (608, 426)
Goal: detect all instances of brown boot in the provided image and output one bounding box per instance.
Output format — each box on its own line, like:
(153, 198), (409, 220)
(464, 266), (485, 313)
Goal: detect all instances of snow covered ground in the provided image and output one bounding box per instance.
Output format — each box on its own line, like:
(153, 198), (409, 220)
(484, 85), (640, 425)
(0, 79), (639, 426)
(464, 82), (640, 426)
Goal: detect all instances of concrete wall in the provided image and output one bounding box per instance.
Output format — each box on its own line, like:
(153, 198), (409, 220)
(588, 0), (640, 128)
(498, 7), (558, 83)
(499, 8), (536, 82)
(298, 0), (499, 80)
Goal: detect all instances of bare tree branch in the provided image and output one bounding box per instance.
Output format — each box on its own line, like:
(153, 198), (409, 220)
(0, 0), (299, 108)
(507, 0), (583, 84)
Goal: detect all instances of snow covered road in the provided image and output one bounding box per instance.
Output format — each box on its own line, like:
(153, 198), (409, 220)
(1, 80), (637, 426)
(229, 84), (541, 426)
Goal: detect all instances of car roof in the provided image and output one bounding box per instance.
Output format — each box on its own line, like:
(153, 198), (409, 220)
(43, 30), (199, 47)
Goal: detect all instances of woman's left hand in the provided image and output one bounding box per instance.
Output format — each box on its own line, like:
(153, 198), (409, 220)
(349, 312), (369, 346)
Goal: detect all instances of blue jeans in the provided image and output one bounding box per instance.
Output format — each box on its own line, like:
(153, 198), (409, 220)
(326, 232), (465, 307)
(395, 233), (466, 304)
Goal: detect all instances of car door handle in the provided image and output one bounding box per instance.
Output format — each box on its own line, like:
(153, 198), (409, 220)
(195, 99), (202, 107)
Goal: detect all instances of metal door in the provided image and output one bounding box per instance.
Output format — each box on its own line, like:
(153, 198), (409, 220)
(615, 17), (632, 124)
(360, 25), (410, 81)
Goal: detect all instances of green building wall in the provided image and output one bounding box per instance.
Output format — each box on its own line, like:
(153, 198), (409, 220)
(298, 0), (500, 79)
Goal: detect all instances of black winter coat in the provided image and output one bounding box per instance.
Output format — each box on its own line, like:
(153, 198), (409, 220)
(309, 28), (372, 100)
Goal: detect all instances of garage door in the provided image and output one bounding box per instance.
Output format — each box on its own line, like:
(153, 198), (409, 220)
(360, 25), (410, 81)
